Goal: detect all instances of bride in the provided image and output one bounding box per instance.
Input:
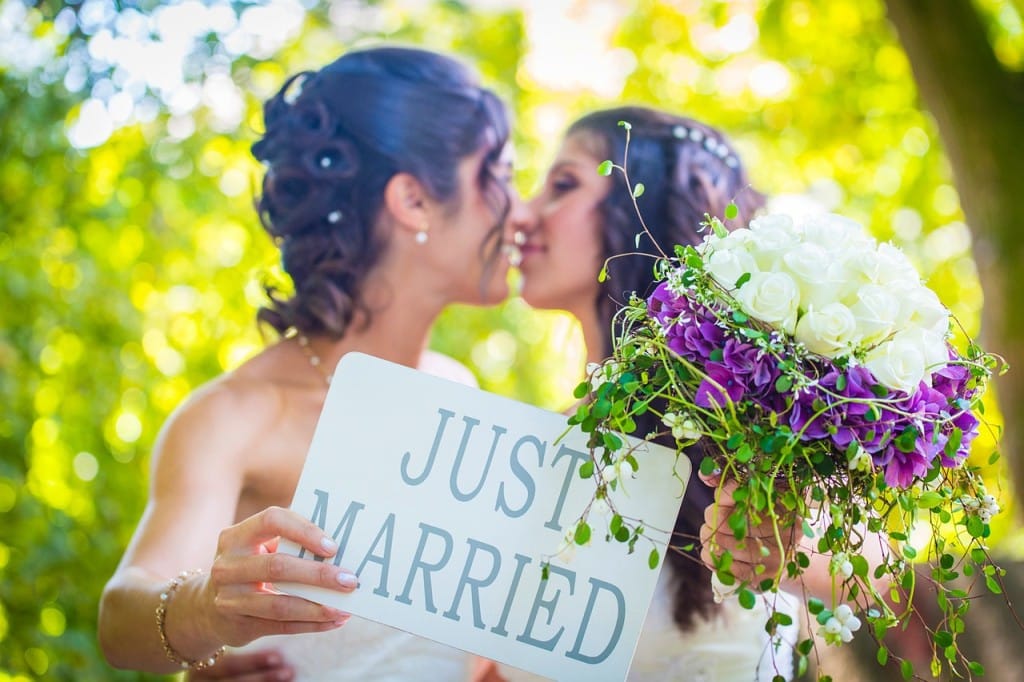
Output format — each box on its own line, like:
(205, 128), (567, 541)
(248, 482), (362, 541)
(98, 44), (528, 679)
(497, 106), (801, 682)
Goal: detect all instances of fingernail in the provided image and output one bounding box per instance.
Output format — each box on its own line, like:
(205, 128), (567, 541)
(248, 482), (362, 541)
(321, 536), (338, 553)
(265, 653), (281, 666)
(712, 467), (722, 475)
(276, 670), (294, 681)
(336, 571), (358, 588)
(335, 613), (352, 626)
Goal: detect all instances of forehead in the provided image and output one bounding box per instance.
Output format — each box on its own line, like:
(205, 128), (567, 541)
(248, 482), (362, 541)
(553, 132), (607, 169)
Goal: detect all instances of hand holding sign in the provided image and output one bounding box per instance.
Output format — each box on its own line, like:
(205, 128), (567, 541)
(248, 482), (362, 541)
(203, 506), (357, 646)
(276, 354), (687, 681)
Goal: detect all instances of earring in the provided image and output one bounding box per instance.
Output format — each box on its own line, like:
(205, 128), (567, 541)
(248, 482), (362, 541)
(415, 221), (429, 244)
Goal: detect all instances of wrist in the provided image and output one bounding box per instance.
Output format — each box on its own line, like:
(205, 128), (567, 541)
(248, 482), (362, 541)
(156, 569), (226, 671)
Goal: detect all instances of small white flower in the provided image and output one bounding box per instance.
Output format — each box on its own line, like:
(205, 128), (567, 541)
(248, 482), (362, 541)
(601, 462), (620, 484)
(848, 446), (873, 473)
(662, 412), (702, 441)
(830, 552), (854, 579)
(819, 603), (862, 646)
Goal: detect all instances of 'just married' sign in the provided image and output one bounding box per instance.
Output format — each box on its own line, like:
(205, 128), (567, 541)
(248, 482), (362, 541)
(277, 353), (688, 681)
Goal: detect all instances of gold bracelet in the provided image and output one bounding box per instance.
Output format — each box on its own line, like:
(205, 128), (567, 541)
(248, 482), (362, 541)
(154, 569), (226, 671)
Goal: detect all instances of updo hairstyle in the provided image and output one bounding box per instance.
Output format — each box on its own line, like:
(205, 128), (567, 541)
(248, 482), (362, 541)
(251, 46), (510, 338)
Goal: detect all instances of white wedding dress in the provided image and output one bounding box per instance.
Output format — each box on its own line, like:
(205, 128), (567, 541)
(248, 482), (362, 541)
(236, 569), (799, 681)
(234, 616), (473, 680)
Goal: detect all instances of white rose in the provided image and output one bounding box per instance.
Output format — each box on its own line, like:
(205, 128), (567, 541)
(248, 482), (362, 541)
(864, 336), (926, 394)
(874, 242), (922, 288)
(838, 247), (884, 292)
(800, 213), (874, 255)
(900, 285), (950, 336)
(704, 227), (754, 252)
(736, 271), (801, 334)
(892, 327), (949, 382)
(705, 246), (759, 290)
(749, 213), (797, 234)
(746, 216), (799, 271)
(779, 241), (836, 309)
(848, 284), (901, 346)
(794, 302), (858, 357)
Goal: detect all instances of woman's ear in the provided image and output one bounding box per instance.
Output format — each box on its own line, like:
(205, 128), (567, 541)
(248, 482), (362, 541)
(383, 173), (431, 238)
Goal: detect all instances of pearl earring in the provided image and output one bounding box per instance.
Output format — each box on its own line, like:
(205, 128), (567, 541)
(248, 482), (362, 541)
(415, 222), (429, 244)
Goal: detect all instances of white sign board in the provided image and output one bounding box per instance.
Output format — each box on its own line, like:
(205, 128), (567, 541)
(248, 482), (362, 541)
(277, 353), (688, 681)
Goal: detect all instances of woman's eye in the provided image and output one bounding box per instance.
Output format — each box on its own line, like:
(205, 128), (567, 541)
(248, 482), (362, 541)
(550, 176), (577, 194)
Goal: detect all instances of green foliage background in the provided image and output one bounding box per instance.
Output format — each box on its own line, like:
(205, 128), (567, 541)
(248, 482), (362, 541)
(1, 0), (1021, 679)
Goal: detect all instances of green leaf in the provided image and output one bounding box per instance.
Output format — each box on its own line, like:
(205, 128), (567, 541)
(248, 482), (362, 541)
(775, 375), (793, 393)
(633, 182), (645, 198)
(738, 588), (756, 609)
(916, 491), (944, 508)
(648, 547), (660, 569)
(807, 598), (825, 615)
(724, 201), (739, 220)
(876, 646), (889, 666)
(734, 272), (752, 288)
(985, 575), (1003, 594)
(618, 120), (632, 130)
(610, 514), (622, 534)
(574, 522), (591, 545)
(573, 381), (590, 399)
(579, 460), (594, 479)
(597, 160), (614, 176)
(597, 265), (608, 282)
(901, 659), (914, 679)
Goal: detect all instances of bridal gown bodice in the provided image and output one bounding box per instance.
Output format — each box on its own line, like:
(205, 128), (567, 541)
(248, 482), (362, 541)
(234, 616), (472, 680)
(236, 569), (799, 681)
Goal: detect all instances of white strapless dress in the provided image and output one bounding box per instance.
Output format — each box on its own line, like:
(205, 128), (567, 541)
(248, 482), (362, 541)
(498, 569), (801, 682)
(236, 570), (799, 681)
(234, 616), (472, 680)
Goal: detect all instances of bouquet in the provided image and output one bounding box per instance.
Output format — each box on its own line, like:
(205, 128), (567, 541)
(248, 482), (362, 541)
(568, 129), (1012, 680)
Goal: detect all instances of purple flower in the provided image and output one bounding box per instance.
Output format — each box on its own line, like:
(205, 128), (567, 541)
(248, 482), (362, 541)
(876, 444), (932, 488)
(696, 363), (746, 408)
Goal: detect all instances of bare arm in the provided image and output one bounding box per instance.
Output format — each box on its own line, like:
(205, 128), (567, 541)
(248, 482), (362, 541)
(97, 382), (356, 673)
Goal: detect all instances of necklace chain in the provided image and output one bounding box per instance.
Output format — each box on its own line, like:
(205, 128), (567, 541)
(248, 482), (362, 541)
(297, 334), (332, 386)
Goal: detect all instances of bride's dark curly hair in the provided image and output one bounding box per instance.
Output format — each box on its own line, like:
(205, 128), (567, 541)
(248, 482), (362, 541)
(251, 46), (510, 339)
(567, 106), (765, 631)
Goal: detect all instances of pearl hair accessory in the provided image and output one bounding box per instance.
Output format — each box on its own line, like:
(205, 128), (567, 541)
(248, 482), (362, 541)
(671, 124), (739, 169)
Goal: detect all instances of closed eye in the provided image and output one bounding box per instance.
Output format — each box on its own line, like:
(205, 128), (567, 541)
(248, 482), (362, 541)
(550, 175), (578, 195)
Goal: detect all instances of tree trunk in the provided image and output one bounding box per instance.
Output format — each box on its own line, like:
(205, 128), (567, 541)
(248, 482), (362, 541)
(884, 0), (1024, 509)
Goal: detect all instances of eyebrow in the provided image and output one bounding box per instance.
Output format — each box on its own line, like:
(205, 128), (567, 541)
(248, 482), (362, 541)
(548, 160), (585, 174)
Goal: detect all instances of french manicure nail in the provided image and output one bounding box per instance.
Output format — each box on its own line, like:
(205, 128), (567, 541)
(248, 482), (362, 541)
(321, 536), (338, 553)
(336, 571), (358, 588)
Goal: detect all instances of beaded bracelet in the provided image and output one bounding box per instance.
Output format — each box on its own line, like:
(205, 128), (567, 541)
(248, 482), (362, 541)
(154, 568), (226, 671)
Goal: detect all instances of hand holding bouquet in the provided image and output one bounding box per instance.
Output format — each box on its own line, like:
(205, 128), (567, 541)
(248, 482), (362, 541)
(569, 132), (1013, 680)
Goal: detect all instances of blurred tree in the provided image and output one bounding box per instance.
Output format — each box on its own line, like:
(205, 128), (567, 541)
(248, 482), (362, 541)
(1, 0), (1021, 680)
(884, 0), (1024, 510)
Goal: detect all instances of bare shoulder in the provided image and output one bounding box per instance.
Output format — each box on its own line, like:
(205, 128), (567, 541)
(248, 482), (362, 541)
(419, 349), (479, 387)
(151, 363), (288, 481)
